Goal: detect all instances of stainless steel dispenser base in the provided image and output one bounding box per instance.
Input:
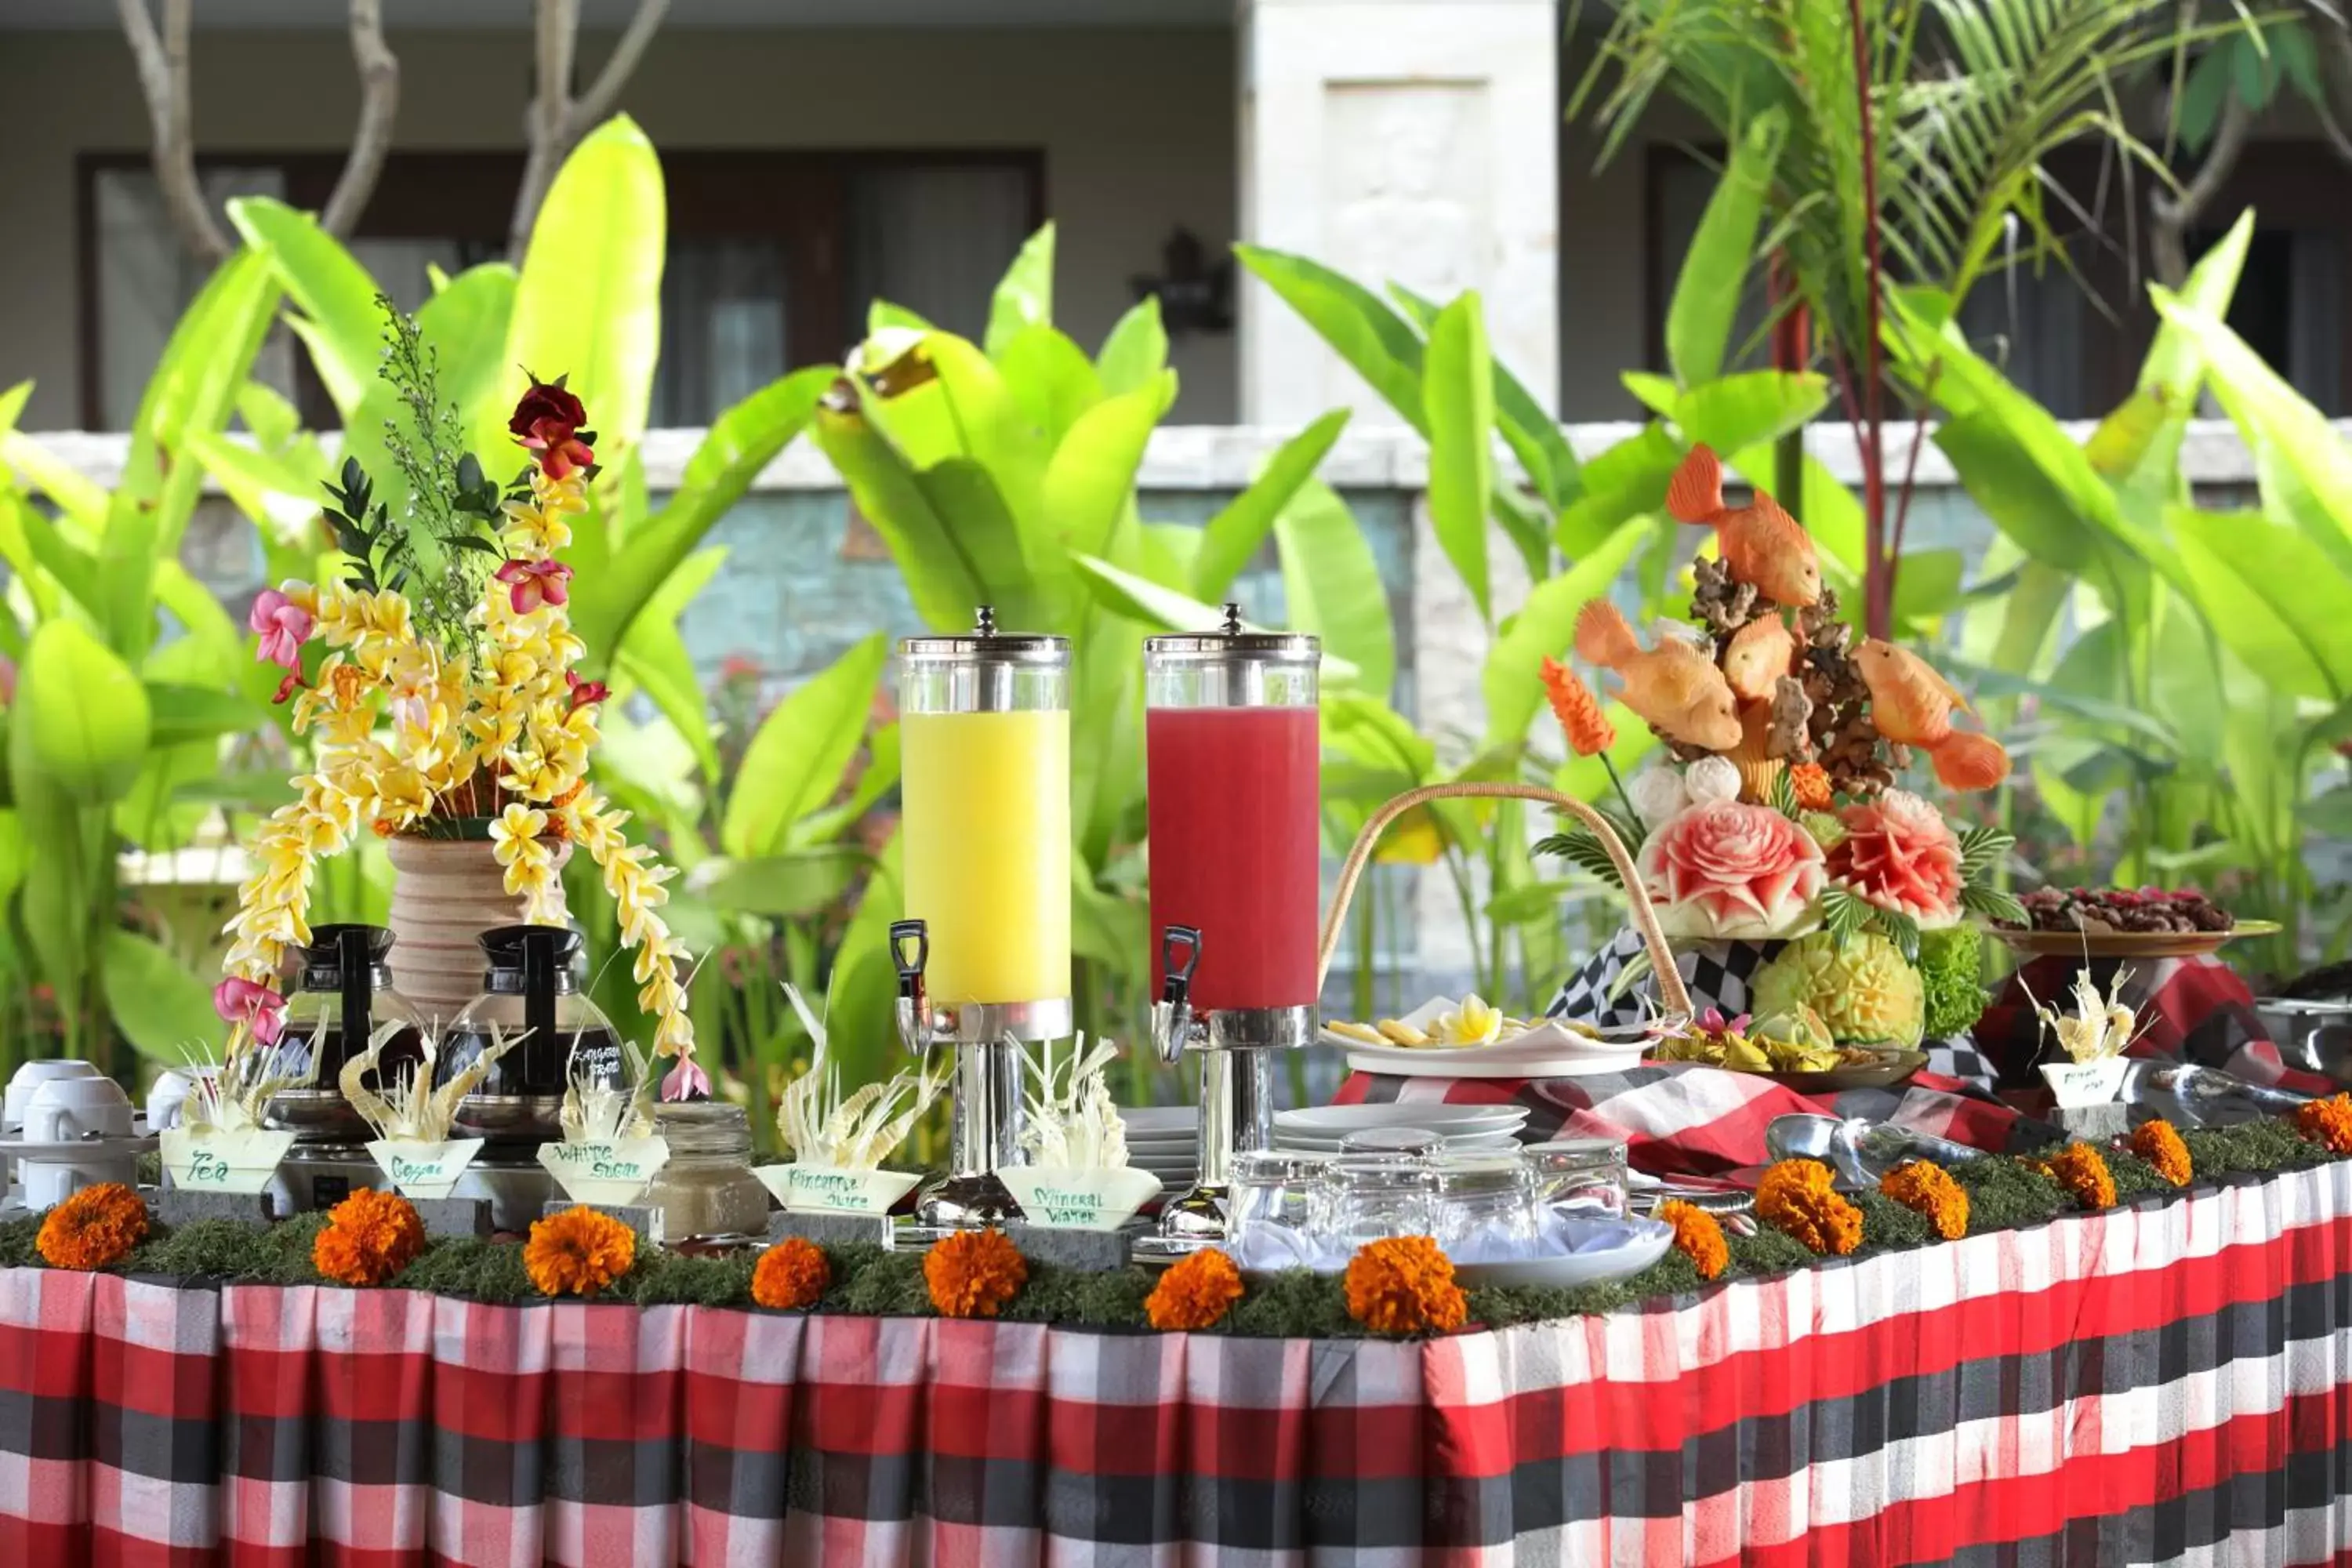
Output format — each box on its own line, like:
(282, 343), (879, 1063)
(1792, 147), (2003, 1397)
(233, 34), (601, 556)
(1156, 1004), (1315, 1242)
(916, 1170), (1024, 1229)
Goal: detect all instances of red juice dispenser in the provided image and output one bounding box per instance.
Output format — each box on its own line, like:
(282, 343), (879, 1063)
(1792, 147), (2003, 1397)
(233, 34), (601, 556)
(1145, 604), (1320, 1240)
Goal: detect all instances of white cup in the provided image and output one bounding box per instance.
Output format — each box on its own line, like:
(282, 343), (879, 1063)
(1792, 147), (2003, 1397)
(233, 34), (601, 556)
(5, 1060), (103, 1131)
(146, 1069), (201, 1134)
(24, 1076), (134, 1143)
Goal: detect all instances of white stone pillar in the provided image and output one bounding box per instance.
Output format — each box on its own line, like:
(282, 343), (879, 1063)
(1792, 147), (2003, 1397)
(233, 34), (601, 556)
(1236, 0), (1561, 426)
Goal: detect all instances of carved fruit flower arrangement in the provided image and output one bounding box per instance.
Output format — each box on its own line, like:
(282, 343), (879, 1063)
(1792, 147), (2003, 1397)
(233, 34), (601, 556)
(1538, 444), (2030, 1045)
(215, 299), (704, 1098)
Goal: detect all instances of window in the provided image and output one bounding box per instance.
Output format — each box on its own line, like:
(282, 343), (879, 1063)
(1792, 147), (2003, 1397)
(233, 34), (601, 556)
(82, 150), (1044, 430)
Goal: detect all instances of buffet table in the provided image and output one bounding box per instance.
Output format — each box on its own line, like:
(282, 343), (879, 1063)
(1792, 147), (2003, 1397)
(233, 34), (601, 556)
(8, 1159), (2352, 1566)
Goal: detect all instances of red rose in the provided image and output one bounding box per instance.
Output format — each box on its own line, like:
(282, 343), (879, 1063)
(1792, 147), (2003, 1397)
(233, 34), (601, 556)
(1638, 800), (1826, 938)
(508, 377), (586, 441)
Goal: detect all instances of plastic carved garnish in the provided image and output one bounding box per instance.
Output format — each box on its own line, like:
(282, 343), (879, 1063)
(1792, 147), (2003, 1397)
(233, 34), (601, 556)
(775, 983), (949, 1169)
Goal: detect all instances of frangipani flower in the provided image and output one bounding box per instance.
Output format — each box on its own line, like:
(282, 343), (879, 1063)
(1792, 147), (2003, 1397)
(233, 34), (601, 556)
(249, 586), (314, 671)
(495, 558), (572, 616)
(212, 975), (287, 1045)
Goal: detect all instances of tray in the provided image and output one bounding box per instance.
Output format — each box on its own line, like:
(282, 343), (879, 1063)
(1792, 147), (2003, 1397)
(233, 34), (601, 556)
(1994, 920), (2277, 961)
(1448, 1218), (1675, 1290)
(1756, 1049), (1929, 1094)
(1324, 998), (1651, 1080)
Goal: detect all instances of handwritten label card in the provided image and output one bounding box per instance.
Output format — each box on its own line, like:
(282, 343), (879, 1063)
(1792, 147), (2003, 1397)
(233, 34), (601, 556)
(160, 1127), (296, 1196)
(999, 1166), (1162, 1232)
(538, 1137), (670, 1205)
(365, 1138), (485, 1200)
(753, 1164), (921, 1215)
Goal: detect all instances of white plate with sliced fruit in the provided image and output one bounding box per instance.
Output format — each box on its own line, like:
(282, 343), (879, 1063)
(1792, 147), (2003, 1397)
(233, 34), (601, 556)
(1321, 997), (1651, 1080)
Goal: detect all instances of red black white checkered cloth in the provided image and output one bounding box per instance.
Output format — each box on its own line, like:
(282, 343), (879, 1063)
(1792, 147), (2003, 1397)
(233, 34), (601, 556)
(8, 1163), (2352, 1564)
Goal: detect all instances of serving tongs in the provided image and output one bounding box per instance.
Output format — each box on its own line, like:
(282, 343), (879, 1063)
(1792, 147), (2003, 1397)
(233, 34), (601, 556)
(1765, 1113), (1990, 1190)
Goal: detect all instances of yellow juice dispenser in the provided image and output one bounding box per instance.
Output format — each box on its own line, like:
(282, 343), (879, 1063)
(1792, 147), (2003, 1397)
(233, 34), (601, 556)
(892, 606), (1072, 1228)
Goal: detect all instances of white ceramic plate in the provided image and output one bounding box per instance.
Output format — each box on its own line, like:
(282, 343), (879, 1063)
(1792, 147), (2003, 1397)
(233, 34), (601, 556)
(1450, 1217), (1675, 1289)
(1119, 1109), (1195, 1135)
(1343, 1044), (1647, 1080)
(1276, 1104), (1526, 1134)
(1272, 1133), (1522, 1154)
(0, 1131), (158, 1160)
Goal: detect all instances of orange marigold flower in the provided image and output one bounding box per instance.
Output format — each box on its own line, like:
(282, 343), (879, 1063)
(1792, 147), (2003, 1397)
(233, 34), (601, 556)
(524, 1205), (636, 1298)
(2298, 1094), (2352, 1156)
(313, 1189), (426, 1287)
(752, 1237), (831, 1312)
(1145, 1247), (1246, 1331)
(1344, 1235), (1469, 1335)
(1788, 762), (1833, 811)
(1878, 1160), (1969, 1240)
(1540, 657), (1617, 757)
(2129, 1120), (2192, 1188)
(1657, 1200), (1729, 1280)
(2034, 1143), (2117, 1211)
(1755, 1158), (1863, 1256)
(924, 1229), (1027, 1319)
(36, 1183), (148, 1272)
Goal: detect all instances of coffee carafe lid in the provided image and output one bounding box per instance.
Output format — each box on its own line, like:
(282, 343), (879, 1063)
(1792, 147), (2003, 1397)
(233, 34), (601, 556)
(477, 924), (583, 994)
(298, 923), (397, 989)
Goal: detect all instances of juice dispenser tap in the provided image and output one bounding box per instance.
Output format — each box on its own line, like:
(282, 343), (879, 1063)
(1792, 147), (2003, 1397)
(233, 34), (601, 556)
(1145, 606), (1322, 1241)
(896, 608), (1074, 1229)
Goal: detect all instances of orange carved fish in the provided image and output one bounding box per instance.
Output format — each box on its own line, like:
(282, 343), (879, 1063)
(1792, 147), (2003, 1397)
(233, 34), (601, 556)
(1721, 613), (1798, 704)
(1853, 638), (2012, 791)
(1666, 444), (1823, 607)
(1573, 600), (1743, 751)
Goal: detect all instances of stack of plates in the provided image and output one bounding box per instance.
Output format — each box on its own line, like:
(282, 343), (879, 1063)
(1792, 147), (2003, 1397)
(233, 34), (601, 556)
(1120, 1107), (1197, 1190)
(1272, 1102), (1530, 1154)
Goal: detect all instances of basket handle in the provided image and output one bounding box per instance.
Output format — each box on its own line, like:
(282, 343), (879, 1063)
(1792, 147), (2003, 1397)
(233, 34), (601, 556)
(1316, 782), (1693, 1022)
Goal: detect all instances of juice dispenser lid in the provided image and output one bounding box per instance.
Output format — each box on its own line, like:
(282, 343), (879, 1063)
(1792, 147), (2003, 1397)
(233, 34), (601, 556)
(898, 605), (1069, 666)
(299, 924), (395, 989)
(477, 924), (583, 995)
(1144, 602), (1318, 661)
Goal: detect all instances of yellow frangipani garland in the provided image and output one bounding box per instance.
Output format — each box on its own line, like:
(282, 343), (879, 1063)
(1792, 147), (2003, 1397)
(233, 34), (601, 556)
(220, 377), (701, 1094)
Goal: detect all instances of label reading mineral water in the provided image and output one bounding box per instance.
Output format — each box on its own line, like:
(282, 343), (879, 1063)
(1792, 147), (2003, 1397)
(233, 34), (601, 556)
(1024, 1185), (1110, 1226)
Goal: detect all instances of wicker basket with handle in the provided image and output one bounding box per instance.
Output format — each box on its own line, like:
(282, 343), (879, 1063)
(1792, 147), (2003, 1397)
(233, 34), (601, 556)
(1316, 782), (1693, 1023)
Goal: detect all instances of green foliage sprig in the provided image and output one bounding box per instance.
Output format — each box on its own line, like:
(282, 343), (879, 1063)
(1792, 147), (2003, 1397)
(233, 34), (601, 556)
(323, 296), (524, 655)
(1534, 800), (1646, 891)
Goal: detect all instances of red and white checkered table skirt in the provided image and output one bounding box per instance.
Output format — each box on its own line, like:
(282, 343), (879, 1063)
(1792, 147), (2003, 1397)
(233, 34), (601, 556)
(8, 1161), (2352, 1566)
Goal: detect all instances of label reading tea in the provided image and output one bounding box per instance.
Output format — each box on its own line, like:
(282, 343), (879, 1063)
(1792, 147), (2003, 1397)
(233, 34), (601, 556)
(160, 1127), (296, 1196)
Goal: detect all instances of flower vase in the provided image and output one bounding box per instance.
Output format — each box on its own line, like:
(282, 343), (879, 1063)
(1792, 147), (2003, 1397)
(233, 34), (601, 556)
(385, 835), (572, 1026)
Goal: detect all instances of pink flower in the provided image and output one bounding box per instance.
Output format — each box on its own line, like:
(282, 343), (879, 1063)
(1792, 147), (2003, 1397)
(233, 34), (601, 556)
(661, 1055), (711, 1102)
(495, 558), (572, 616)
(1827, 789), (1962, 922)
(1696, 1007), (1751, 1036)
(248, 587), (314, 671)
(566, 670), (608, 712)
(212, 976), (287, 1046)
(1638, 800), (1827, 939)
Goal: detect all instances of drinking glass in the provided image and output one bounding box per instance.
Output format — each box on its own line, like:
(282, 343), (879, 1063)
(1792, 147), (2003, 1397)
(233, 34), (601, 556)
(1432, 1152), (1544, 1255)
(1319, 1155), (1440, 1248)
(1526, 1138), (1629, 1218)
(1228, 1151), (1332, 1254)
(1337, 1127), (1444, 1157)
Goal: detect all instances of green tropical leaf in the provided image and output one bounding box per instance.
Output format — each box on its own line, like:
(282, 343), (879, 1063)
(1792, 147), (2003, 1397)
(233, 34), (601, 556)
(1234, 245), (1428, 432)
(1960, 884), (2029, 927)
(1481, 517), (1648, 746)
(1096, 296), (1169, 397)
(694, 847), (869, 918)
(227, 196), (382, 415)
(574, 365), (833, 661)
(2166, 506), (2352, 702)
(1275, 480), (1394, 696)
(1389, 282), (1581, 510)
(1075, 553), (1363, 685)
(1533, 829), (1628, 891)
(14, 620), (151, 804)
(612, 546), (729, 780)
(102, 930), (223, 1059)
(720, 634), (889, 859)
(1668, 110), (1786, 385)
(1820, 885), (1874, 949)
(985, 224), (1057, 354)
(1423, 293), (1497, 621)
(502, 115), (665, 456)
(1193, 408), (1349, 602)
(143, 682), (263, 748)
